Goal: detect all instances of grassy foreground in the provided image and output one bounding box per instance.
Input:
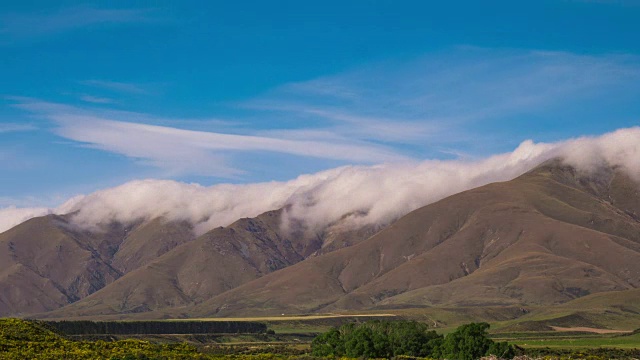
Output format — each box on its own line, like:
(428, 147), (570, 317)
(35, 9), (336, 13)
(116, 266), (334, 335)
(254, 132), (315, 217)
(1, 317), (640, 359)
(0, 318), (298, 360)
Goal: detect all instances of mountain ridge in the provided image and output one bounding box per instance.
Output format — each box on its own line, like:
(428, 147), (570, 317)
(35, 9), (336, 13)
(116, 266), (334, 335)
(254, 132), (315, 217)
(1, 159), (639, 320)
(4, 207), (380, 318)
(177, 160), (640, 317)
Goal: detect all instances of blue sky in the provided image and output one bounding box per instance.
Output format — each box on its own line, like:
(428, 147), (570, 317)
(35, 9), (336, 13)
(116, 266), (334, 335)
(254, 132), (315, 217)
(1, 0), (640, 207)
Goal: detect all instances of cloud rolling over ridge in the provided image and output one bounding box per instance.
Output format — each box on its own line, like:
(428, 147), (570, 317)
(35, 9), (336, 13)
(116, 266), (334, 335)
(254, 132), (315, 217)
(1, 127), (640, 236)
(0, 206), (51, 235)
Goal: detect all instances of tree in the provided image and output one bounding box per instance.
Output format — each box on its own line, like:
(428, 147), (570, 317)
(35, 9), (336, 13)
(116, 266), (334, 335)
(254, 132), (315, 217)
(439, 322), (492, 360)
(438, 322), (515, 360)
(310, 320), (444, 358)
(344, 325), (376, 358)
(310, 328), (343, 356)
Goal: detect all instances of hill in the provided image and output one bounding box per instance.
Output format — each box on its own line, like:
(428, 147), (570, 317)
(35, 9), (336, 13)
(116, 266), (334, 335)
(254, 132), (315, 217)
(179, 160), (640, 317)
(0, 215), (194, 316)
(27, 209), (379, 318)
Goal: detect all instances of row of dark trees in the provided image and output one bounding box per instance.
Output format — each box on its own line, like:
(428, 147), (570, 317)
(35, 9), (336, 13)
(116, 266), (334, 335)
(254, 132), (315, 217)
(311, 321), (515, 360)
(42, 320), (267, 335)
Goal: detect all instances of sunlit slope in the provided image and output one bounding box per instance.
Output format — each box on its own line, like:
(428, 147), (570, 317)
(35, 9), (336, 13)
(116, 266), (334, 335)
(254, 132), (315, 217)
(0, 215), (194, 316)
(187, 161), (640, 317)
(494, 288), (640, 331)
(39, 209), (379, 318)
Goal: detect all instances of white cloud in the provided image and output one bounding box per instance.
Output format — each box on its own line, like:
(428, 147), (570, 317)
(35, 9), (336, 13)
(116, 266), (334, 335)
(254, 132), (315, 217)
(0, 206), (51, 234)
(10, 98), (411, 177)
(247, 48), (640, 148)
(0, 123), (37, 133)
(4, 49), (640, 233)
(80, 95), (114, 104)
(252, 105), (441, 143)
(9, 48), (640, 180)
(81, 80), (150, 95)
(2, 126), (639, 235)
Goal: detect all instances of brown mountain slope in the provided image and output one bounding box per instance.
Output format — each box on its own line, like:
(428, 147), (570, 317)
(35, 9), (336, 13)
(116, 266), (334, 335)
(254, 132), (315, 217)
(182, 161), (640, 317)
(109, 218), (195, 274)
(38, 208), (380, 318)
(0, 215), (194, 316)
(0, 215), (120, 316)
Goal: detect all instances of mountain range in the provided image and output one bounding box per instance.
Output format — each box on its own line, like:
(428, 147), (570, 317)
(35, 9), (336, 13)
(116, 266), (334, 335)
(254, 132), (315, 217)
(1, 159), (639, 328)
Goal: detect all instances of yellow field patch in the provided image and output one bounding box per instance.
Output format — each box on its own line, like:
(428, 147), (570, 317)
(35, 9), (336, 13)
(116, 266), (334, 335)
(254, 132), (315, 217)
(182, 313), (397, 322)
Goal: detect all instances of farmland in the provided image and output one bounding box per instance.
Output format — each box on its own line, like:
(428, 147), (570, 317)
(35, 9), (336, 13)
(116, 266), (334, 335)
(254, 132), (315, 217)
(1, 315), (639, 359)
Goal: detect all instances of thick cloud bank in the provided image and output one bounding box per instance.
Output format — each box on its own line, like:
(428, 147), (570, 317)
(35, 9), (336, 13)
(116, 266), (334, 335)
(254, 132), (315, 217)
(1, 127), (640, 236)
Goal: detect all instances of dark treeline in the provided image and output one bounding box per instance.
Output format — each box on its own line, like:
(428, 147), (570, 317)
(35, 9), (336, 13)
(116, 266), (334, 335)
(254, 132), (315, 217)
(42, 320), (267, 335)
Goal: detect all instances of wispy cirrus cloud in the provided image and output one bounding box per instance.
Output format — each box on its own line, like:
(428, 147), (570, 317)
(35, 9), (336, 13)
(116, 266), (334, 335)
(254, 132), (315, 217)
(251, 104), (441, 143)
(0, 5), (156, 40)
(245, 48), (640, 152)
(0, 122), (37, 133)
(9, 98), (411, 178)
(6, 48), (640, 182)
(81, 80), (151, 95)
(79, 95), (114, 104)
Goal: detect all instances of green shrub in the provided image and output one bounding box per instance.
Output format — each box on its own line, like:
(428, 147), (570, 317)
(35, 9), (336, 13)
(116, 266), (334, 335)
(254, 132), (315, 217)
(311, 320), (443, 358)
(486, 341), (515, 359)
(311, 320), (517, 359)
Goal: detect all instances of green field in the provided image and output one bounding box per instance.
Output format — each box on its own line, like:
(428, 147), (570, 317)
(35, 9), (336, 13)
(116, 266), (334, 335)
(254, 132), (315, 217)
(186, 313), (397, 322)
(502, 332), (640, 349)
(185, 313), (399, 336)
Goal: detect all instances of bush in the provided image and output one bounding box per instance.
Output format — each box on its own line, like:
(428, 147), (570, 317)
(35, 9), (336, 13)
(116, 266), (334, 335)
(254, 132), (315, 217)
(486, 341), (515, 359)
